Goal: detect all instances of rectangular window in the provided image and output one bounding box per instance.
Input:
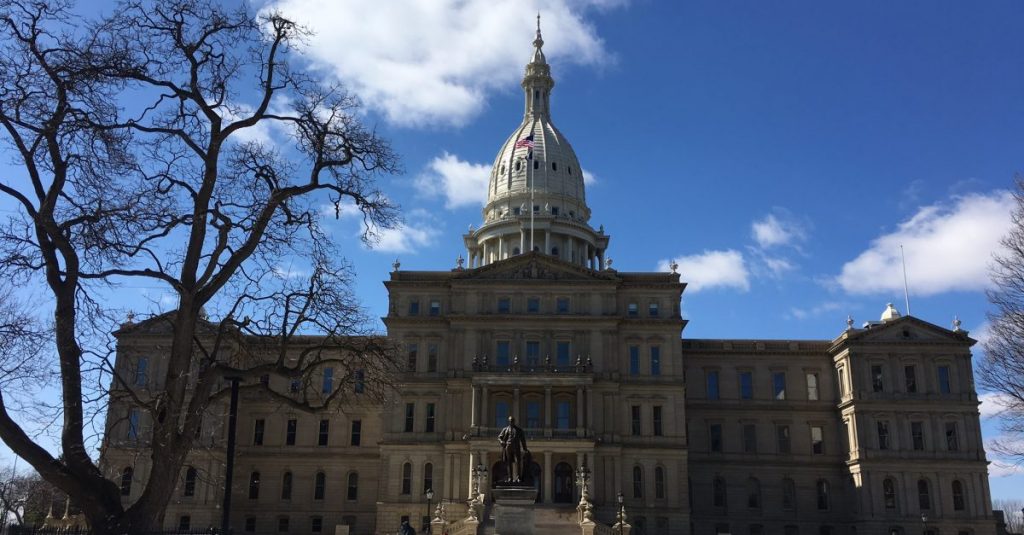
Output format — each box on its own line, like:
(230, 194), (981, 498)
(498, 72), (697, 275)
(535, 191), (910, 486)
(649, 302), (659, 316)
(526, 401), (541, 428)
(350, 420), (361, 446)
(408, 300), (420, 315)
(653, 406), (663, 436)
(495, 401), (510, 427)
(427, 343), (438, 372)
(627, 303), (638, 317)
(631, 405), (641, 436)
(773, 372), (787, 400)
(556, 341), (571, 367)
(497, 297), (511, 313)
(877, 421), (890, 450)
(706, 370), (720, 400)
(740, 371), (754, 400)
(811, 426), (824, 454)
(277, 516), (289, 533)
(178, 515), (191, 531)
(556, 401), (571, 429)
(556, 297), (570, 314)
(406, 344), (418, 372)
(806, 373), (819, 400)
(904, 365), (917, 393)
(526, 341), (541, 366)
(837, 367), (846, 396)
(425, 403), (436, 432)
(871, 365), (884, 392)
(354, 369), (365, 393)
(777, 425), (791, 454)
(527, 297), (540, 313)
(318, 419), (329, 446)
(743, 423), (757, 453)
(253, 419), (265, 445)
(938, 366), (951, 394)
(286, 419), (297, 446)
(127, 408), (140, 440)
(321, 367), (334, 394)
(650, 346), (661, 376)
(404, 403), (415, 432)
(311, 517), (323, 533)
(429, 300), (440, 316)
(709, 423), (723, 452)
(134, 357), (148, 386)
(244, 518), (256, 533)
(911, 421), (924, 451)
(629, 346), (640, 375)
(945, 422), (959, 451)
(496, 341), (511, 366)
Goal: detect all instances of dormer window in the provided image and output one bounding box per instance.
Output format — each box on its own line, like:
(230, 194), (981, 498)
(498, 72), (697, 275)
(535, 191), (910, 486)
(515, 161), (521, 171)
(649, 303), (659, 317)
(568, 166), (572, 175)
(533, 160), (539, 170)
(552, 162), (557, 171)
(500, 165), (505, 174)
(627, 303), (638, 317)
(551, 207), (559, 216)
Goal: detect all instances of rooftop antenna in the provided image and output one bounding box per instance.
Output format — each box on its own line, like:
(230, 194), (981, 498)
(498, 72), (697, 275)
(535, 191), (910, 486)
(900, 244), (911, 316)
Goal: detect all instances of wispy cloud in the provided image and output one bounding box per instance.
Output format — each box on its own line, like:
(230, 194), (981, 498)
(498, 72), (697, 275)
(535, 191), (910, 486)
(365, 208), (441, 254)
(262, 0), (627, 127)
(837, 191), (1014, 296)
(658, 250), (749, 293)
(751, 212), (807, 249)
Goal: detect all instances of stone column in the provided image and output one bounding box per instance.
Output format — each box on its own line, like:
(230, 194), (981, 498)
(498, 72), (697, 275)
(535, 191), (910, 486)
(513, 388), (521, 422)
(498, 235), (504, 260)
(481, 386), (489, 428)
(544, 387), (552, 434)
(576, 387), (584, 436)
(544, 231), (550, 256)
(543, 451), (553, 504)
(482, 240), (489, 266)
(520, 229), (525, 254)
(471, 386), (479, 429)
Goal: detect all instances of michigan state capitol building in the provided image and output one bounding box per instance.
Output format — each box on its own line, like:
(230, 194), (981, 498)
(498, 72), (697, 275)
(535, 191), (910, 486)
(102, 22), (997, 535)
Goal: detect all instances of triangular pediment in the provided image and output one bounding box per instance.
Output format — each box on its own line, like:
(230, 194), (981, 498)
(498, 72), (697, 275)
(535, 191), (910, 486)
(114, 311), (223, 337)
(838, 315), (976, 346)
(455, 252), (618, 282)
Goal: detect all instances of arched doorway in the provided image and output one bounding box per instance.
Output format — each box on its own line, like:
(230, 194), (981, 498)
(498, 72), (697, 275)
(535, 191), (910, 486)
(553, 462), (574, 503)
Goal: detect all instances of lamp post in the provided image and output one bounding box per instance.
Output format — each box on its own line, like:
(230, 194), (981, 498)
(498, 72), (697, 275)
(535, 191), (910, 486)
(920, 513), (928, 535)
(424, 488), (434, 534)
(221, 376), (242, 535)
(616, 490), (625, 535)
(475, 462), (488, 502)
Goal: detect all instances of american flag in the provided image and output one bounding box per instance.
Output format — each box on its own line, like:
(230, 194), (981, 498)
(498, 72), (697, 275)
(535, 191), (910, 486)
(514, 134), (534, 149)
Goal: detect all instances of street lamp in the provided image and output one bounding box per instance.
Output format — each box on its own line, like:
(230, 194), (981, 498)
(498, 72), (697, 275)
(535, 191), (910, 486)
(424, 488), (434, 534)
(920, 513), (928, 535)
(616, 490), (625, 535)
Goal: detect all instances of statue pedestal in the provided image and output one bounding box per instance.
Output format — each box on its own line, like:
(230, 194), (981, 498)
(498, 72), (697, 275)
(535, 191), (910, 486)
(492, 485), (538, 535)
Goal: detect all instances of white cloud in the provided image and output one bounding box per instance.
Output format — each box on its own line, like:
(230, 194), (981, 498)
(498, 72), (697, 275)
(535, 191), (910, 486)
(320, 198), (364, 220)
(582, 168), (598, 186)
(366, 209), (441, 254)
(788, 301), (845, 321)
(979, 392), (1012, 420)
(262, 0), (624, 126)
(415, 152), (490, 209)
(658, 250), (749, 293)
(837, 191), (1015, 296)
(751, 211), (808, 249)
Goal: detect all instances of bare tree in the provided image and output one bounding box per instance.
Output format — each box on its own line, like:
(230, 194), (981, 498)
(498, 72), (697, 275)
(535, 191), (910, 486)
(0, 464), (65, 527)
(994, 499), (1024, 534)
(981, 177), (1024, 464)
(0, 0), (401, 532)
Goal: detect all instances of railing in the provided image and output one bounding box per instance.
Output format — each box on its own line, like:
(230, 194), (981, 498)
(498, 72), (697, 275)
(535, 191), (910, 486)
(470, 426), (592, 439)
(471, 356), (593, 374)
(8, 528), (214, 535)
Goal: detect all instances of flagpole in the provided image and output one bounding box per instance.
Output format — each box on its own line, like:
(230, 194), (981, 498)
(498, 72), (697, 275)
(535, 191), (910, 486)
(530, 148), (535, 253)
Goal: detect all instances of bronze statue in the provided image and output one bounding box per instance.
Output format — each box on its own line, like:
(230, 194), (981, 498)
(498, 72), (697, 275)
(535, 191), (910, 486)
(498, 416), (529, 483)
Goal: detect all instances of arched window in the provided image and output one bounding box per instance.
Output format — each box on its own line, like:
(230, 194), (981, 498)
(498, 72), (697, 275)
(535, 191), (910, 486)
(551, 247), (559, 257)
(512, 247), (520, 255)
(401, 463), (412, 495)
(655, 466), (666, 499)
(952, 480), (965, 511)
(515, 161), (521, 171)
(500, 165), (505, 175)
(552, 162), (557, 171)
(782, 478), (796, 511)
(347, 472), (359, 501)
(183, 466), (197, 497)
(747, 478), (761, 509)
(248, 471), (260, 500)
(553, 462), (574, 503)
(713, 477), (727, 508)
(120, 467), (133, 496)
(632, 466), (644, 498)
(816, 479), (830, 510)
(917, 479), (931, 510)
(281, 472), (293, 500)
(568, 166), (573, 175)
(314, 471), (326, 500)
(883, 478), (897, 510)
(423, 463), (433, 494)
(533, 160), (539, 170)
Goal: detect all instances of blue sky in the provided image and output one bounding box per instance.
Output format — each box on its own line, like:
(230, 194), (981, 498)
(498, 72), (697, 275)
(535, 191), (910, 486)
(3, 0), (1023, 502)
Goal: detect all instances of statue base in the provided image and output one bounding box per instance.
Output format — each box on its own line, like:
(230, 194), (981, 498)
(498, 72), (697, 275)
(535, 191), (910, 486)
(492, 485), (538, 535)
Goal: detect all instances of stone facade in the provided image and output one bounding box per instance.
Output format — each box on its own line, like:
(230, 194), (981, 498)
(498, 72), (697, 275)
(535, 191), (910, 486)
(99, 22), (995, 535)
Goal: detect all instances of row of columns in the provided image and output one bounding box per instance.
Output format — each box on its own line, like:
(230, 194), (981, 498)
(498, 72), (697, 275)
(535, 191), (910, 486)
(466, 449), (593, 505)
(470, 385), (586, 431)
(467, 231), (605, 269)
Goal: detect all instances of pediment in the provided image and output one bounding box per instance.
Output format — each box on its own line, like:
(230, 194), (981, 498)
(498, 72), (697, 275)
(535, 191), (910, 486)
(114, 311), (222, 337)
(842, 316), (975, 346)
(456, 252), (617, 282)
